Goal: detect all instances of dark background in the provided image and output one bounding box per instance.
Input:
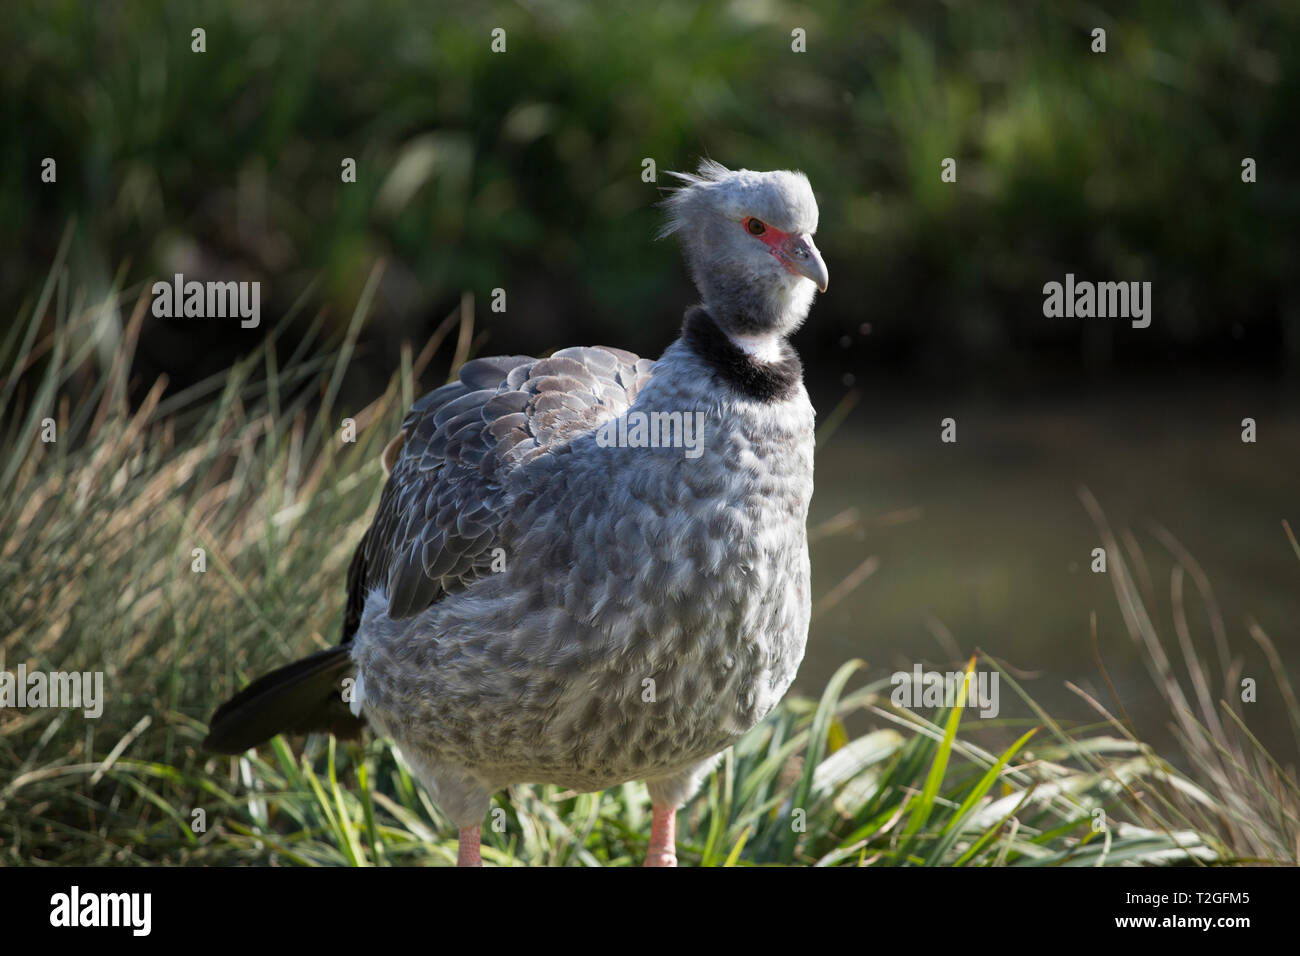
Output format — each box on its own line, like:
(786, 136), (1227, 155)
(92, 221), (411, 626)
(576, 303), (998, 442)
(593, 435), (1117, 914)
(4, 1), (1298, 397)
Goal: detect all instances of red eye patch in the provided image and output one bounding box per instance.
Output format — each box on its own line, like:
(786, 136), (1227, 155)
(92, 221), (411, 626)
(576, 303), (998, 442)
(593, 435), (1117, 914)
(742, 217), (799, 270)
(743, 216), (792, 245)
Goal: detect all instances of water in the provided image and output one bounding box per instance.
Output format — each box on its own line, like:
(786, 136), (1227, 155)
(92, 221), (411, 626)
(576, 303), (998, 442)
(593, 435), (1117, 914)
(799, 381), (1300, 760)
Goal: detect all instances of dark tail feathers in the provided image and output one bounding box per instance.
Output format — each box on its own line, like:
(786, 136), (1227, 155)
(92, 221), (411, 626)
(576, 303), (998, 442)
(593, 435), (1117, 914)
(204, 646), (365, 754)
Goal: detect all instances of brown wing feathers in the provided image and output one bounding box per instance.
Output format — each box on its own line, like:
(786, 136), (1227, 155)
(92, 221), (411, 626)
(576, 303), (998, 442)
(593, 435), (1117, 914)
(355, 346), (653, 624)
(204, 346), (653, 753)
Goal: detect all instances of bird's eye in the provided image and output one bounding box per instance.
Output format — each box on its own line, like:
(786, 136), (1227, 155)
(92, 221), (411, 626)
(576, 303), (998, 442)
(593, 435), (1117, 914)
(744, 217), (767, 236)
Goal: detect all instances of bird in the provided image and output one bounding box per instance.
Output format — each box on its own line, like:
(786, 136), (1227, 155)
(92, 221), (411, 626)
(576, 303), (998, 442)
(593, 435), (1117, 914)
(204, 160), (828, 866)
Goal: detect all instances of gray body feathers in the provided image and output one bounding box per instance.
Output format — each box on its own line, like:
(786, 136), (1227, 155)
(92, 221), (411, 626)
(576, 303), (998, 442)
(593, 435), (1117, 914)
(349, 321), (814, 824)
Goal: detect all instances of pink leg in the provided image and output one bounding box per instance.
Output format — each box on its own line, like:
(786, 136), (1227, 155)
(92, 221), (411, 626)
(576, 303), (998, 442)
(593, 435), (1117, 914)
(644, 804), (678, 867)
(457, 824), (482, 867)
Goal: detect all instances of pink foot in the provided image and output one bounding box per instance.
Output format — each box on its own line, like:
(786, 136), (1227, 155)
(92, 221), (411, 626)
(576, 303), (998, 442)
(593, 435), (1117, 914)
(458, 824), (483, 867)
(644, 804), (678, 867)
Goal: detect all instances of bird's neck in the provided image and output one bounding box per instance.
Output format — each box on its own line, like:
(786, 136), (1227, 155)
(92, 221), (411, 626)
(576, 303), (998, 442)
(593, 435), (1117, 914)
(679, 306), (802, 403)
(695, 268), (814, 344)
(726, 331), (785, 363)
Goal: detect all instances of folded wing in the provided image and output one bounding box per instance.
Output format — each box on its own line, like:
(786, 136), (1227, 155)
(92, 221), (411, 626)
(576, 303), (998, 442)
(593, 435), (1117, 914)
(343, 345), (656, 639)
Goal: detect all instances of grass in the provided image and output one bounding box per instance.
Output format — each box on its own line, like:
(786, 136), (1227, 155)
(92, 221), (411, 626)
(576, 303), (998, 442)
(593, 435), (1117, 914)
(1, 253), (1296, 866)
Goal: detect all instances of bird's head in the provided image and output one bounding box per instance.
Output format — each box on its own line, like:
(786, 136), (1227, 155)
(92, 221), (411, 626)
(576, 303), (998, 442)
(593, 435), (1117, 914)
(659, 160), (827, 346)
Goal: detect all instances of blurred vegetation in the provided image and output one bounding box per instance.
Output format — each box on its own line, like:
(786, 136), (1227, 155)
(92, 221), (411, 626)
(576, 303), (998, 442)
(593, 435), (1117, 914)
(3, 0), (1298, 402)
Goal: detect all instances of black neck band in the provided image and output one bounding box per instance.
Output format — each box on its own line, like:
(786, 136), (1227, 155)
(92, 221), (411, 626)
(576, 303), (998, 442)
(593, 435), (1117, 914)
(681, 306), (803, 403)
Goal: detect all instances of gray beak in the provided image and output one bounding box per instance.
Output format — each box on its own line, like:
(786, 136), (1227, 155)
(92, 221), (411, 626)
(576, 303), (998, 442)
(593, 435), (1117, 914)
(783, 234), (828, 292)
